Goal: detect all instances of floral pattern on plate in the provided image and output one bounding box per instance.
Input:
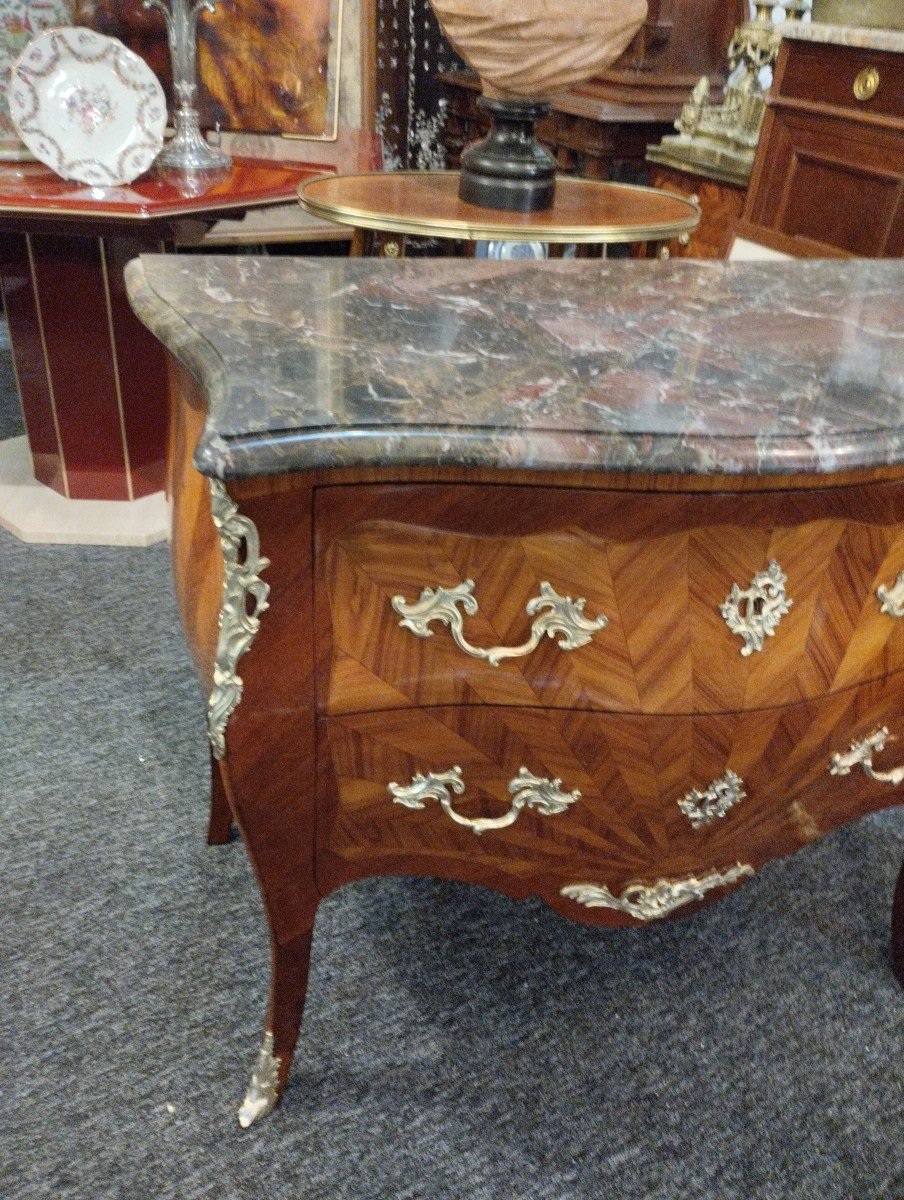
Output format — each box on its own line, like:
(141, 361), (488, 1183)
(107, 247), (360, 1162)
(0, 0), (71, 157)
(9, 26), (166, 184)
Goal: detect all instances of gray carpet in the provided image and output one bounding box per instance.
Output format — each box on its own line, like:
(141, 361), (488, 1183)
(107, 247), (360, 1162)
(0, 359), (902, 1200)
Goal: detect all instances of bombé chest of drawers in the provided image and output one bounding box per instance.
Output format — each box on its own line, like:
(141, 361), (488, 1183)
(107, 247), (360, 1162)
(126, 253), (904, 1127)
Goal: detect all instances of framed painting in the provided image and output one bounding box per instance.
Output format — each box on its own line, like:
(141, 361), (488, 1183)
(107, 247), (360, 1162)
(73, 0), (345, 138)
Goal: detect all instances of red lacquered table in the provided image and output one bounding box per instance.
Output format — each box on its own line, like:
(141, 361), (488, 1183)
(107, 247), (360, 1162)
(0, 157), (330, 505)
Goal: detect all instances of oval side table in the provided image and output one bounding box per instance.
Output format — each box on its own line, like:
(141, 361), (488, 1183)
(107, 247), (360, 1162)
(298, 170), (701, 258)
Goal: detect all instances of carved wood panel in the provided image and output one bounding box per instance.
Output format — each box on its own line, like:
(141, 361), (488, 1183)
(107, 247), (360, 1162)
(316, 672), (904, 923)
(744, 39), (904, 258)
(315, 483), (904, 718)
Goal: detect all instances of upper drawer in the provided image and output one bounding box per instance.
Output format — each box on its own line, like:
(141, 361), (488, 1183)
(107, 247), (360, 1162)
(314, 482), (904, 716)
(777, 41), (904, 123)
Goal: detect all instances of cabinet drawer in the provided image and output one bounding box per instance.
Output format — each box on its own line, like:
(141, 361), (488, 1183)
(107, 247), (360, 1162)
(777, 41), (904, 123)
(316, 673), (904, 921)
(315, 483), (904, 717)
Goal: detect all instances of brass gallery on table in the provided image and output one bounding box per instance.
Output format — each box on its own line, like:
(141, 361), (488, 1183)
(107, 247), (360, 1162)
(125, 253), (904, 1128)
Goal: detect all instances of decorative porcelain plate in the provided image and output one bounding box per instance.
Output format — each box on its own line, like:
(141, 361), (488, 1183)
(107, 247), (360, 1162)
(0, 0), (71, 159)
(9, 26), (166, 185)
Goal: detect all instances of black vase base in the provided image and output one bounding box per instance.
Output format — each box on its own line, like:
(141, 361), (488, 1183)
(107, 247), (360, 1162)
(459, 169), (555, 213)
(458, 95), (556, 214)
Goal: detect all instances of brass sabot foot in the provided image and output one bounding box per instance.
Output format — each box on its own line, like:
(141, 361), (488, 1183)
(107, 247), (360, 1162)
(238, 1031), (282, 1128)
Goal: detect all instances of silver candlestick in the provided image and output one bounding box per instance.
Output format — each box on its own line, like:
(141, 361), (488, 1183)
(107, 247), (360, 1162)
(144, 0), (230, 172)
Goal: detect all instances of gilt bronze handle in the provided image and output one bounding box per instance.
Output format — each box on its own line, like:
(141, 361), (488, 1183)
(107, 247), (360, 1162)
(561, 863), (755, 921)
(720, 560), (792, 656)
(391, 579), (607, 666)
(830, 727), (904, 787)
(388, 765), (580, 835)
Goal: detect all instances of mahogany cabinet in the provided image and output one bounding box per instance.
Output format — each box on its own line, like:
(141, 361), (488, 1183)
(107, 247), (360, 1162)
(743, 24), (904, 257)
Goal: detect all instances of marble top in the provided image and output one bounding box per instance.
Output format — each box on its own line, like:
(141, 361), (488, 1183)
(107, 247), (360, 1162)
(782, 20), (904, 52)
(125, 255), (904, 480)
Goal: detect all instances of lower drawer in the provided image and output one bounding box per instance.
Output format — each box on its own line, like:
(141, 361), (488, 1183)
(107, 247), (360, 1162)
(316, 674), (904, 923)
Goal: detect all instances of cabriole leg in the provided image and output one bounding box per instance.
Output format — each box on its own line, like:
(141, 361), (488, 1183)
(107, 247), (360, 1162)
(207, 749), (234, 845)
(239, 927), (315, 1127)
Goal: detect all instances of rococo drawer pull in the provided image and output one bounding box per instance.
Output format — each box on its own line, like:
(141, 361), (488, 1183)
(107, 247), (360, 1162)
(561, 863), (755, 921)
(877, 571), (904, 617)
(720, 560), (791, 656)
(388, 764), (581, 835)
(391, 579), (607, 666)
(678, 769), (746, 828)
(829, 727), (904, 786)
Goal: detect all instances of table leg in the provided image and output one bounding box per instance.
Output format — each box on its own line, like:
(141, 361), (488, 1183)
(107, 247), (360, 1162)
(238, 926), (316, 1128)
(0, 230), (169, 500)
(206, 478), (322, 1125)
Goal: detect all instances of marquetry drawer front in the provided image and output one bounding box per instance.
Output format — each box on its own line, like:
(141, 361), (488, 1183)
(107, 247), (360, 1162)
(317, 675), (904, 918)
(315, 483), (904, 717)
(778, 42), (904, 122)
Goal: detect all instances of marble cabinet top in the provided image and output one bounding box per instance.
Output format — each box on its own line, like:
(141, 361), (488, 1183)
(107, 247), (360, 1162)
(125, 255), (904, 480)
(781, 20), (904, 53)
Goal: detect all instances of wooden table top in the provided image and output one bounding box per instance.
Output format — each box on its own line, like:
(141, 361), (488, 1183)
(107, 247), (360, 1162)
(298, 171), (701, 244)
(0, 157), (327, 222)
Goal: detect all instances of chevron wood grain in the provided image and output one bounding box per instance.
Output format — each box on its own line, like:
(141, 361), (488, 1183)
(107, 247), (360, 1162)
(317, 673), (904, 926)
(315, 483), (904, 718)
(164, 437), (904, 1122)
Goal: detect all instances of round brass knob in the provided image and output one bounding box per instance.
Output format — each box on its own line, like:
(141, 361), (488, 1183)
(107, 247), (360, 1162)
(853, 66), (880, 102)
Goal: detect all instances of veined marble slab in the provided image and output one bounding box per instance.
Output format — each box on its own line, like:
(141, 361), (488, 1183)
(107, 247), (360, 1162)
(125, 255), (904, 480)
(782, 19), (904, 51)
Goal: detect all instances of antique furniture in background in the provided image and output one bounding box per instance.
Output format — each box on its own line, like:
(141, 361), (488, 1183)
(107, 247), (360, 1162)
(298, 170), (699, 257)
(577, 0), (746, 109)
(425, 0), (645, 210)
(643, 165), (745, 259)
(0, 157), (323, 544)
(377, 0), (744, 174)
(742, 21), (904, 257)
(645, 2), (808, 261)
(126, 253), (904, 1126)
